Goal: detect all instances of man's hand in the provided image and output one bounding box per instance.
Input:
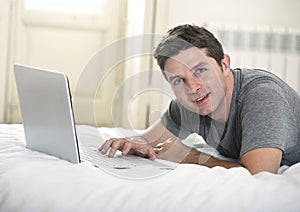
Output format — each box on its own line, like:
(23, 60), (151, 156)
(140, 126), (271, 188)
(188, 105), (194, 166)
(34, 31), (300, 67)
(98, 136), (157, 160)
(98, 121), (181, 161)
(99, 135), (192, 164)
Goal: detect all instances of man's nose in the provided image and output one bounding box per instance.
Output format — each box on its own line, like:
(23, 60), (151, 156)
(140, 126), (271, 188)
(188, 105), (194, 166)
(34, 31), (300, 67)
(186, 76), (202, 94)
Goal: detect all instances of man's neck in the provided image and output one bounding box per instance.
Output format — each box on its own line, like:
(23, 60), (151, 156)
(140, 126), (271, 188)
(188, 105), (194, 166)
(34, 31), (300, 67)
(210, 71), (234, 124)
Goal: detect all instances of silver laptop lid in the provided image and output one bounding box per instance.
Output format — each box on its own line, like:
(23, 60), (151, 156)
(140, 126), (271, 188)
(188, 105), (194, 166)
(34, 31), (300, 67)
(14, 64), (80, 163)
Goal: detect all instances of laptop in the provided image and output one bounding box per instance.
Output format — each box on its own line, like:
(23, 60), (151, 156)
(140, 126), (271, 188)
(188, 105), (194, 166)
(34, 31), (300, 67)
(14, 64), (175, 170)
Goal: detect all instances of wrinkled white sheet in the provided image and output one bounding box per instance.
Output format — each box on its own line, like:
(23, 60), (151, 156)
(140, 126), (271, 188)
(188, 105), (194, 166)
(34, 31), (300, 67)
(0, 124), (299, 212)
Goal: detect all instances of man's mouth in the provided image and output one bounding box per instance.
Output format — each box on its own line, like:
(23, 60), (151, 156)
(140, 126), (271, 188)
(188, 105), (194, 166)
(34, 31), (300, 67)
(192, 93), (210, 104)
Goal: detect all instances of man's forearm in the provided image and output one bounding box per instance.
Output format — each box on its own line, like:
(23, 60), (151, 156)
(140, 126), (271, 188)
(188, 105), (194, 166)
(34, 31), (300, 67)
(183, 148), (242, 169)
(156, 139), (242, 169)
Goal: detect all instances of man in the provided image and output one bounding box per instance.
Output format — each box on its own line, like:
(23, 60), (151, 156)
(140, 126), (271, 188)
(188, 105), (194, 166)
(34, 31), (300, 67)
(99, 24), (300, 175)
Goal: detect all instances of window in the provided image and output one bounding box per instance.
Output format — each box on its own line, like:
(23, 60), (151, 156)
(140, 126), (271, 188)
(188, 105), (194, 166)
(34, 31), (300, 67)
(23, 0), (109, 30)
(24, 0), (107, 14)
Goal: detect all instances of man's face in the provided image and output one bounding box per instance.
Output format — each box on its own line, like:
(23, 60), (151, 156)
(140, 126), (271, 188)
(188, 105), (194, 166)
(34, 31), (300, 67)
(164, 47), (227, 117)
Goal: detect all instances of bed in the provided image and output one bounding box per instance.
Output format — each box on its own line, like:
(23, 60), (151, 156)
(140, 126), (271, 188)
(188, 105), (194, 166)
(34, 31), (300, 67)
(1, 124), (300, 212)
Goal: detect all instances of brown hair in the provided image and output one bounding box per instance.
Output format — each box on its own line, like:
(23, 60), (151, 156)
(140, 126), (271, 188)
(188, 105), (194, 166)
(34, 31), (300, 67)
(153, 24), (224, 78)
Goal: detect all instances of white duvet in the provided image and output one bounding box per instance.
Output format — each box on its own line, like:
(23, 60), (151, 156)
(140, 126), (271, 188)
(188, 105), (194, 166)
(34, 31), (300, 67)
(0, 124), (300, 212)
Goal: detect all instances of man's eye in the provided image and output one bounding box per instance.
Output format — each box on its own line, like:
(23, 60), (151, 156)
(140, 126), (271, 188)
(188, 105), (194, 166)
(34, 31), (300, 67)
(194, 68), (206, 75)
(173, 78), (183, 86)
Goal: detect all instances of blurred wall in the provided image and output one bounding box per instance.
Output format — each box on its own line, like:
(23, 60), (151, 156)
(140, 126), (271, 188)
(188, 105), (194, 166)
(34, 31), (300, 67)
(0, 0), (12, 122)
(0, 0), (127, 126)
(1, 0), (299, 129)
(152, 0), (300, 92)
(158, 0), (300, 29)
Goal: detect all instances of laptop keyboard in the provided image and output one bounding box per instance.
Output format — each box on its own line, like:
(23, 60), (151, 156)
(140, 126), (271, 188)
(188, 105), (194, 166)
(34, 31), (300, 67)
(80, 148), (137, 169)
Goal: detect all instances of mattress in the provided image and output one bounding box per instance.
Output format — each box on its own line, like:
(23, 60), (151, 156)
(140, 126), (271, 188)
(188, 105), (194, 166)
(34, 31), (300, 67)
(0, 124), (299, 212)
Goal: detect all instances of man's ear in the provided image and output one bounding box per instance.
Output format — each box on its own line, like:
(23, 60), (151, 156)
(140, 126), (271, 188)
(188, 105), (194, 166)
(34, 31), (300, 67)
(221, 54), (231, 76)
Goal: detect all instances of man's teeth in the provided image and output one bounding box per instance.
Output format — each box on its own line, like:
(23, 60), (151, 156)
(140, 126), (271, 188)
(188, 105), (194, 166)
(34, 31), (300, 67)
(192, 94), (209, 103)
(196, 95), (206, 102)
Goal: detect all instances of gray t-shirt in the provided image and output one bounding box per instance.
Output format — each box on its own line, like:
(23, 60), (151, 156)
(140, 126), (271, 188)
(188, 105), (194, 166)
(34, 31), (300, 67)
(161, 68), (300, 166)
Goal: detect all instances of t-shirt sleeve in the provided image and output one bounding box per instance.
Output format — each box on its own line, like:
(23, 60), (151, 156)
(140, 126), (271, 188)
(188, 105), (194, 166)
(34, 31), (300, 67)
(239, 83), (297, 158)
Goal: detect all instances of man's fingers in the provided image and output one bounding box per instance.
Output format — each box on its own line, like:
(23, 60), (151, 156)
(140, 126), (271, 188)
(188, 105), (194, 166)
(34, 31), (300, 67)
(107, 138), (128, 157)
(99, 138), (115, 154)
(121, 141), (133, 156)
(99, 138), (125, 155)
(98, 137), (157, 160)
(133, 144), (157, 160)
(147, 148), (157, 160)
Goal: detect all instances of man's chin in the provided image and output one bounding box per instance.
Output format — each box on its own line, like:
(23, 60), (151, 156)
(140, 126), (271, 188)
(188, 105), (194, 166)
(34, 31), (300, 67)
(186, 106), (212, 116)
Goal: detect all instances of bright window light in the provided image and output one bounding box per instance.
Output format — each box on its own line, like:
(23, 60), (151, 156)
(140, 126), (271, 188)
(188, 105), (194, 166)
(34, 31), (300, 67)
(126, 0), (146, 35)
(24, 0), (107, 14)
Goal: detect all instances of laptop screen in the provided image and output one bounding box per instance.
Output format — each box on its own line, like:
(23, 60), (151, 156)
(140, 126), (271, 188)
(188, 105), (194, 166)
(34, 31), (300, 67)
(14, 64), (80, 163)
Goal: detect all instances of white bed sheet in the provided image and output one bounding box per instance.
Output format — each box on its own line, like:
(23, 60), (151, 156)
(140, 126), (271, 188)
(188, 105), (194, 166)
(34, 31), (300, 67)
(0, 124), (300, 212)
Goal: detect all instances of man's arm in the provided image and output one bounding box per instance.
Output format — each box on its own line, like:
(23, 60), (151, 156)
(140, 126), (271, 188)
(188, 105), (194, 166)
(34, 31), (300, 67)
(99, 121), (282, 174)
(240, 148), (282, 174)
(99, 121), (242, 169)
(157, 137), (282, 174)
(153, 132), (242, 169)
(135, 123), (282, 174)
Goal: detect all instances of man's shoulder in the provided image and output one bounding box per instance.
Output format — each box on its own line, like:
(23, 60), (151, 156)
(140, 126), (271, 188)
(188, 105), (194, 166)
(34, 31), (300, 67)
(234, 68), (284, 84)
(233, 68), (299, 115)
(233, 68), (293, 97)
